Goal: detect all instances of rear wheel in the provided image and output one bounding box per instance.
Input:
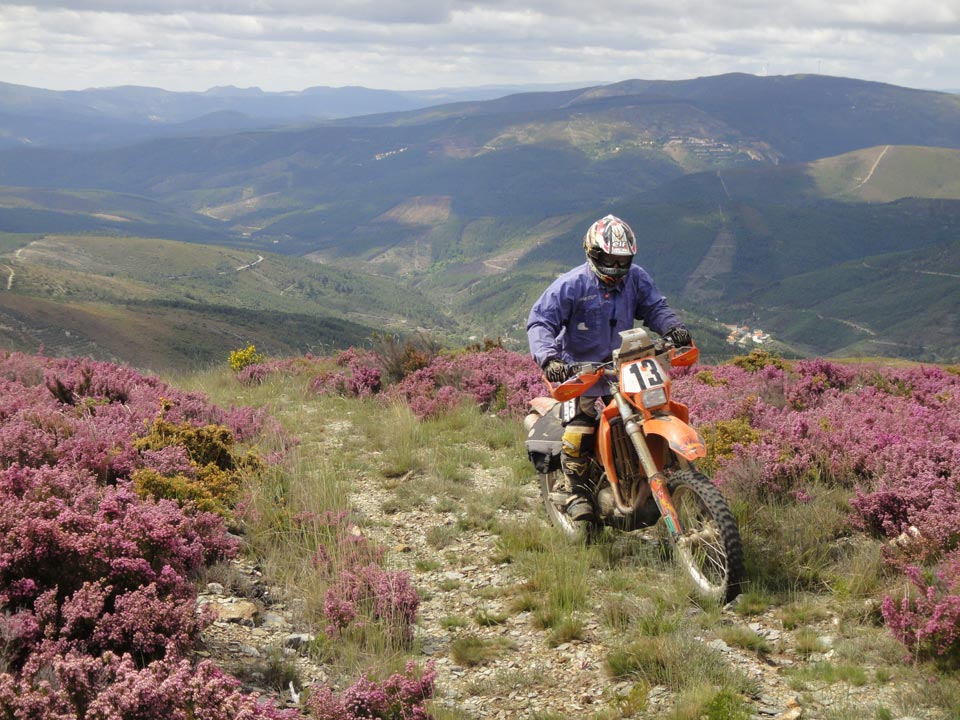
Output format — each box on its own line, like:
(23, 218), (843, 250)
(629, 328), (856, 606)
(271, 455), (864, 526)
(538, 470), (596, 543)
(666, 469), (743, 603)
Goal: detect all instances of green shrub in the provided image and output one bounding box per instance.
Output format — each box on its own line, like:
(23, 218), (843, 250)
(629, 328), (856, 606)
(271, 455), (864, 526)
(135, 417), (246, 469)
(133, 467), (236, 516)
(695, 369), (729, 387)
(729, 349), (788, 373)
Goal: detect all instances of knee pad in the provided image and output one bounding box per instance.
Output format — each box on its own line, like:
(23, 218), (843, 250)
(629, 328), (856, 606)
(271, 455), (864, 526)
(561, 424), (595, 458)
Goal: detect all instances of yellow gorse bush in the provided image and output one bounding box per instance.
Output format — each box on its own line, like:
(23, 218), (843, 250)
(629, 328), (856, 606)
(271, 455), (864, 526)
(132, 415), (264, 519)
(729, 348), (789, 373)
(698, 418), (762, 476)
(228, 344), (264, 372)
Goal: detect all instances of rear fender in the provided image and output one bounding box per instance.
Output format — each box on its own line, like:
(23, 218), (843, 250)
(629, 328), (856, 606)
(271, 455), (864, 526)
(644, 416), (706, 460)
(528, 396), (559, 417)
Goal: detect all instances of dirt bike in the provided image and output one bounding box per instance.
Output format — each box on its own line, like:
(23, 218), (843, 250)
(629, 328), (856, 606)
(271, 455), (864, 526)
(523, 327), (744, 604)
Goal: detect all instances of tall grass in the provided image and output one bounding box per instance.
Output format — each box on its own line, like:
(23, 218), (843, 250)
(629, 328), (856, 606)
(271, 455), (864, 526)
(182, 370), (419, 680)
(605, 633), (754, 707)
(731, 479), (887, 596)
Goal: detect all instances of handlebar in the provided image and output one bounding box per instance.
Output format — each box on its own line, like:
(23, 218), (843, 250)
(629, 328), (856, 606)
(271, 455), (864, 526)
(548, 343), (698, 402)
(571, 342), (698, 374)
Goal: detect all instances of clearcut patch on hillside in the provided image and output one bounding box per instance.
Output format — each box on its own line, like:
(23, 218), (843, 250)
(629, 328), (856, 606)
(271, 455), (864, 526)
(373, 196), (453, 226)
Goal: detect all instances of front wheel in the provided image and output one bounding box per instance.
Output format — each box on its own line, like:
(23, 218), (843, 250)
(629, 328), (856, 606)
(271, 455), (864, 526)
(538, 470), (596, 543)
(666, 469), (743, 604)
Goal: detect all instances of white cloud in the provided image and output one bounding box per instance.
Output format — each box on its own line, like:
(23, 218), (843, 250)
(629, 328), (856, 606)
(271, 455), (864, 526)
(0, 1), (957, 92)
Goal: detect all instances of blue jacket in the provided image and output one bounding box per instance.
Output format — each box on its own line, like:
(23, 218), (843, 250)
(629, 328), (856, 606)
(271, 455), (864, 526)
(527, 263), (682, 371)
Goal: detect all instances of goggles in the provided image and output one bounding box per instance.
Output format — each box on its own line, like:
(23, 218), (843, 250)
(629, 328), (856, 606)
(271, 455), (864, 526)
(592, 250), (632, 269)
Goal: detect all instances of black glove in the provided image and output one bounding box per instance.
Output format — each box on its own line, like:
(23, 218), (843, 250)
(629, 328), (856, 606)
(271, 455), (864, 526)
(544, 358), (570, 383)
(665, 326), (692, 347)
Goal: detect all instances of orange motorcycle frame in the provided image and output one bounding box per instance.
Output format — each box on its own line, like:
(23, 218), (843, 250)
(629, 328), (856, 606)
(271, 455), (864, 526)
(594, 355), (707, 533)
(549, 347), (707, 492)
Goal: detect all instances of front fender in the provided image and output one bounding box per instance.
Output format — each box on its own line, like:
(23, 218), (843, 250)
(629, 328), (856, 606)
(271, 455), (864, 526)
(644, 416), (706, 460)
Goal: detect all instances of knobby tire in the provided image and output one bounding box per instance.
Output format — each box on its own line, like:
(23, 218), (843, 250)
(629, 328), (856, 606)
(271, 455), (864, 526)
(667, 469), (744, 604)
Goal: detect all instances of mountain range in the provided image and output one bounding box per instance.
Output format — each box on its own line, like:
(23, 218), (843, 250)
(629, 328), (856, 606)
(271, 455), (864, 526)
(0, 80), (600, 149)
(0, 72), (958, 370)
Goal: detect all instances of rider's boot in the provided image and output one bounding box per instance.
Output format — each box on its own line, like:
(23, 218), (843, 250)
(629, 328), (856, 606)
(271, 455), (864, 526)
(559, 397), (597, 522)
(560, 445), (596, 522)
(566, 491), (596, 521)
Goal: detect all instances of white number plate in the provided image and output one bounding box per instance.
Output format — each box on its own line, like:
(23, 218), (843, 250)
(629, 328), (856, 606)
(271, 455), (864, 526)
(620, 358), (666, 393)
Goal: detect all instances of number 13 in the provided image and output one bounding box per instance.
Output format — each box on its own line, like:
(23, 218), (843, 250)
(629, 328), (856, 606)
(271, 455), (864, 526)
(627, 358), (664, 390)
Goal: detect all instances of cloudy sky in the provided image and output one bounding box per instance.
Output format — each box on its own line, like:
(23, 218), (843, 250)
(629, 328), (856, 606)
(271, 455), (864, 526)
(1, 1), (957, 93)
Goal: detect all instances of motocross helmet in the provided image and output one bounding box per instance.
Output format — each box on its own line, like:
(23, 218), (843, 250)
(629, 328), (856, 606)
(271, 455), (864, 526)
(583, 214), (637, 284)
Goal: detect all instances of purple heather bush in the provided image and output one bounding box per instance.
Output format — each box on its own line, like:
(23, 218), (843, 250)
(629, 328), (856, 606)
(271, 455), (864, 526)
(0, 649), (298, 719)
(0, 350), (443, 717)
(671, 355), (960, 657)
(882, 554), (960, 658)
(0, 464), (236, 665)
(0, 352), (274, 480)
(306, 343), (542, 420)
(300, 510), (422, 643)
(0, 352), (291, 716)
(323, 563), (421, 643)
(310, 348), (383, 398)
(387, 347), (542, 419)
(306, 660), (436, 720)
(140, 445), (197, 478)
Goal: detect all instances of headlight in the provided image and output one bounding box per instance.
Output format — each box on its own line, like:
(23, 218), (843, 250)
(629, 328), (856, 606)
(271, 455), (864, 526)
(641, 387), (668, 409)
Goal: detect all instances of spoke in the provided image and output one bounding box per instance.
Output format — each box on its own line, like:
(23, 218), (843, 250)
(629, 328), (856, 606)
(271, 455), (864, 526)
(702, 549), (728, 577)
(663, 473), (741, 602)
(691, 542), (724, 575)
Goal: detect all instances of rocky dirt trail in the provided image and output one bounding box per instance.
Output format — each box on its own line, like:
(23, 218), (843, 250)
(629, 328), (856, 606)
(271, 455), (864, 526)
(349, 467), (821, 720)
(195, 423), (945, 720)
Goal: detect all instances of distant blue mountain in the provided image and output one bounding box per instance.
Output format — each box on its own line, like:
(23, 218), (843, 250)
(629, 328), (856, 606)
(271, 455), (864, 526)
(0, 80), (602, 148)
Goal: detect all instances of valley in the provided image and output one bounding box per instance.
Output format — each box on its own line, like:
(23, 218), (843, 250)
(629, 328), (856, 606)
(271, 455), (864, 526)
(0, 73), (958, 369)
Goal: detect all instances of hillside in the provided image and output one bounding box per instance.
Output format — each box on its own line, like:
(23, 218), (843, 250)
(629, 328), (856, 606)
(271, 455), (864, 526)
(810, 145), (960, 202)
(5, 74), (959, 255)
(744, 240), (960, 360)
(206, 342), (960, 719)
(0, 186), (239, 243)
(0, 233), (458, 371)
(1, 73), (959, 366)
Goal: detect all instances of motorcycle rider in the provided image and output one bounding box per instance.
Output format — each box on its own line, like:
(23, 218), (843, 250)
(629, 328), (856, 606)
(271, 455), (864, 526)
(526, 214), (692, 522)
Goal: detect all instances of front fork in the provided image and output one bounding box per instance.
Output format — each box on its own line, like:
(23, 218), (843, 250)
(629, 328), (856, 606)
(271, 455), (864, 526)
(613, 392), (685, 538)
